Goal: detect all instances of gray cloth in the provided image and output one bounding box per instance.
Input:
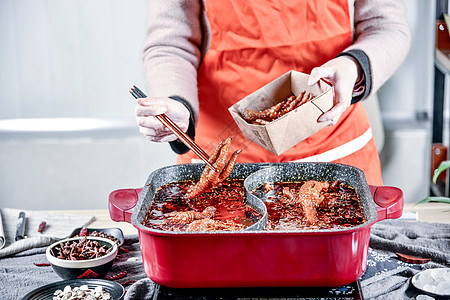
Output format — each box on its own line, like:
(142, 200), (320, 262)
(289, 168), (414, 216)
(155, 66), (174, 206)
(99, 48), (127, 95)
(0, 246), (63, 299)
(362, 267), (420, 300)
(0, 208), (95, 257)
(369, 219), (450, 266)
(0, 235), (147, 300)
(361, 219), (450, 299)
(0, 211), (5, 249)
(125, 278), (156, 300)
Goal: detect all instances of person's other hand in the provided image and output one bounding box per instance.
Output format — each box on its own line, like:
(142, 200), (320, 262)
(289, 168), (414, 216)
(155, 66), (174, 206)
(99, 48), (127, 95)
(307, 56), (360, 125)
(135, 97), (190, 142)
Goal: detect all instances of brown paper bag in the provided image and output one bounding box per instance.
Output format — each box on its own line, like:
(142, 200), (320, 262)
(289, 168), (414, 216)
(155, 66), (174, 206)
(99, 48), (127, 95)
(229, 70), (333, 155)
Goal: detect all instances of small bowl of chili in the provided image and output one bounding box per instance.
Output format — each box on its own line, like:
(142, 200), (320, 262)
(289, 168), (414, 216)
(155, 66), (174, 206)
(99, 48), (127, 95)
(45, 236), (118, 280)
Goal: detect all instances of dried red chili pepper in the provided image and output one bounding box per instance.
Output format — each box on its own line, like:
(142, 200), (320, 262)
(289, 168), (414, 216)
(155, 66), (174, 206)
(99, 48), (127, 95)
(33, 262), (50, 266)
(79, 227), (88, 237)
(119, 247), (130, 253)
(120, 280), (136, 286)
(105, 271), (127, 280)
(52, 238), (110, 260)
(37, 221), (46, 233)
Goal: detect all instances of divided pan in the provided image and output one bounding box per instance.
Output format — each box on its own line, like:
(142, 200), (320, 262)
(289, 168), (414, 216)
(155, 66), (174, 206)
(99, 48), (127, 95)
(131, 163), (268, 233)
(109, 162), (403, 288)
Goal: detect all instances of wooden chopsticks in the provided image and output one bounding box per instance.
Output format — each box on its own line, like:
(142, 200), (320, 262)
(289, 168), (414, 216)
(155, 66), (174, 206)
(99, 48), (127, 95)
(130, 86), (217, 172)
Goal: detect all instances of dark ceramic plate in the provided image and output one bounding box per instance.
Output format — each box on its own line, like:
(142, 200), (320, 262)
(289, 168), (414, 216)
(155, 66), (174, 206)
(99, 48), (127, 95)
(70, 227), (124, 246)
(21, 279), (125, 300)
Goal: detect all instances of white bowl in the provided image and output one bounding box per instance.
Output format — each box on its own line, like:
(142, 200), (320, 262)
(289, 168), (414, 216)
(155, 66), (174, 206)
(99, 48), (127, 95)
(46, 236), (118, 280)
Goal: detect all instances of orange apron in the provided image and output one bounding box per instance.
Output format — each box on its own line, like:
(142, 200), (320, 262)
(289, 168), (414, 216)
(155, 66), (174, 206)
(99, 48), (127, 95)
(177, 0), (383, 186)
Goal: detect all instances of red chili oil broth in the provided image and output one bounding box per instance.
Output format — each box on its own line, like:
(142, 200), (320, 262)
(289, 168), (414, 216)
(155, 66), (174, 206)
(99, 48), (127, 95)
(252, 180), (366, 230)
(142, 179), (365, 232)
(142, 179), (262, 231)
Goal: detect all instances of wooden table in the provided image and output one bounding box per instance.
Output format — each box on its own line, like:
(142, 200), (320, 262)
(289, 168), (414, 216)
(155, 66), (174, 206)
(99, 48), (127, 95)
(404, 202), (450, 224)
(48, 202), (450, 236)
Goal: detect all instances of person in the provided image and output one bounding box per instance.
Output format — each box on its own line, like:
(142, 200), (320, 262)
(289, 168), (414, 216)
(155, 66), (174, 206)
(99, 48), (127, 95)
(135, 0), (411, 186)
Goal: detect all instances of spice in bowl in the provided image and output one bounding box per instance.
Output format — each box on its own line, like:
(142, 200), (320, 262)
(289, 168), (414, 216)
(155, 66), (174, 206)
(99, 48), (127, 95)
(46, 237), (118, 280)
(51, 237), (112, 261)
(70, 227), (124, 246)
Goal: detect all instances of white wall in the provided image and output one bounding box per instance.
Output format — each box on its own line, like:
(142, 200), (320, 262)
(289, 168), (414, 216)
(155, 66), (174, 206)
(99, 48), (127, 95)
(0, 0), (177, 210)
(0, 0), (148, 119)
(0, 0), (437, 209)
(0, 135), (176, 210)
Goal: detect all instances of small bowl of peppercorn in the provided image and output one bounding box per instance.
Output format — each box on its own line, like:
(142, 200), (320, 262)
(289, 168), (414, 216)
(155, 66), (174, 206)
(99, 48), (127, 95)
(46, 236), (118, 280)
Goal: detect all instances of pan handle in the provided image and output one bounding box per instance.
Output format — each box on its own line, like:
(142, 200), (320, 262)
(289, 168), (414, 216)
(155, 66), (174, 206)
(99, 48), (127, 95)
(369, 185), (404, 222)
(108, 188), (143, 223)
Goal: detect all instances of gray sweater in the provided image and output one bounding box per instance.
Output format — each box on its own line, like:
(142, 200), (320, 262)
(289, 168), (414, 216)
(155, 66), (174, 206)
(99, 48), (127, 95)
(142, 0), (411, 126)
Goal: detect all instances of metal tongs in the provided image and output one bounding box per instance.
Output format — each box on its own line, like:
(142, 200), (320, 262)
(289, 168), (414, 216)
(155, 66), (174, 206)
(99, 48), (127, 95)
(130, 86), (218, 172)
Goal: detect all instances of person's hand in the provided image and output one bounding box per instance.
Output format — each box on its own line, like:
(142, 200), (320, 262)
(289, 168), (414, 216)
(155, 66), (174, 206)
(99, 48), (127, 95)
(307, 56), (360, 125)
(135, 97), (190, 142)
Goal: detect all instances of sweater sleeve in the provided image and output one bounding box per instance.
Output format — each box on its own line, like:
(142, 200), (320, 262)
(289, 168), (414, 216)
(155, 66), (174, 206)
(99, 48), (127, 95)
(142, 0), (204, 124)
(342, 0), (411, 99)
(168, 96), (196, 154)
